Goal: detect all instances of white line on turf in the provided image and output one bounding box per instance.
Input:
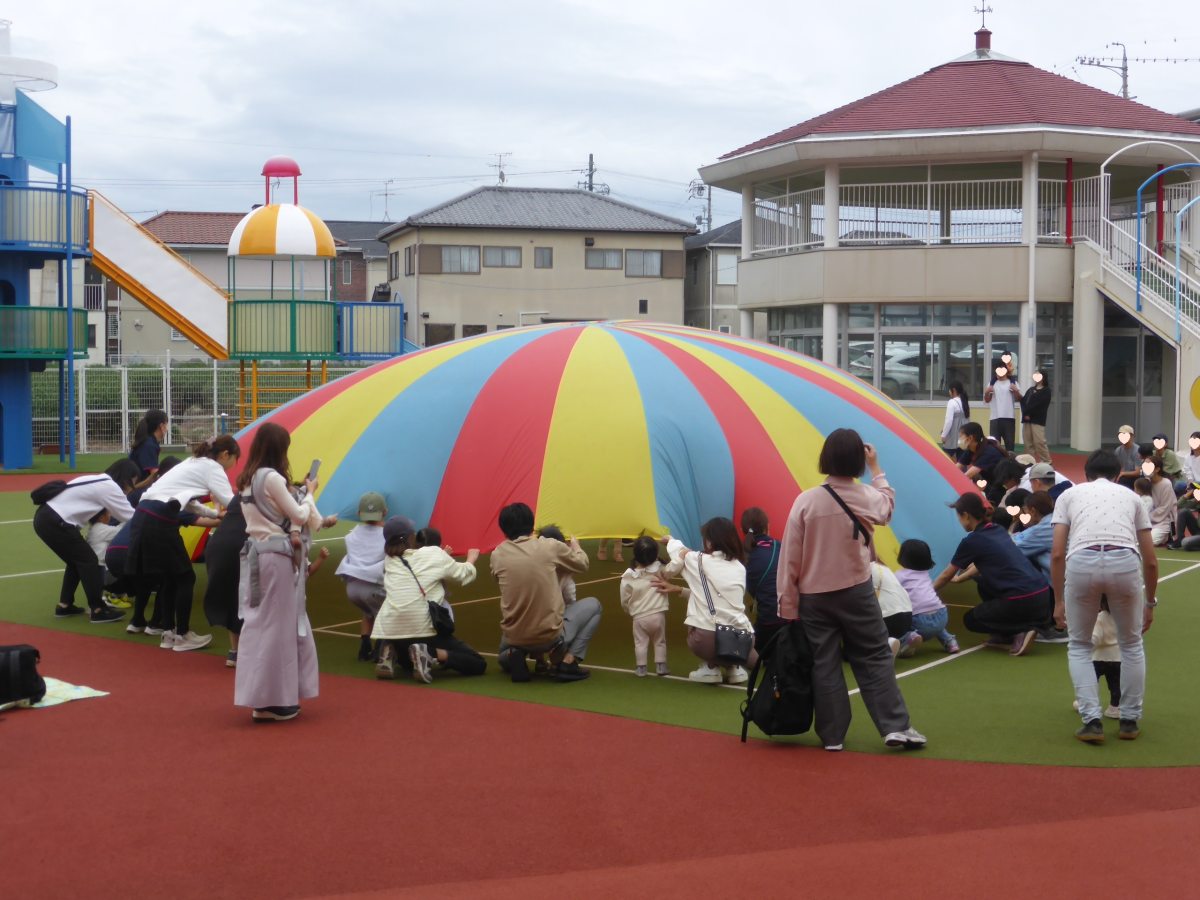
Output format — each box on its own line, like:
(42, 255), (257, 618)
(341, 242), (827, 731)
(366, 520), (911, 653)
(1158, 561), (1200, 583)
(0, 568), (61, 580)
(0, 519), (31, 526)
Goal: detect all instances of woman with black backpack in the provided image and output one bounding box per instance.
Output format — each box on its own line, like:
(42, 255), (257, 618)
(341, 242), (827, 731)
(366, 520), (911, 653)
(33, 459), (140, 624)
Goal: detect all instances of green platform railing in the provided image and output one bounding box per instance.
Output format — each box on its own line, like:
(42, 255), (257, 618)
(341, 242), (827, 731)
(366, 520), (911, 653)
(0, 306), (90, 359)
(228, 299), (338, 360)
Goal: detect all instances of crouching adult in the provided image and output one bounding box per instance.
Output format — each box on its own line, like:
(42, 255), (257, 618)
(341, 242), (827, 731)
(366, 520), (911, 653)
(372, 515), (486, 683)
(491, 502), (598, 682)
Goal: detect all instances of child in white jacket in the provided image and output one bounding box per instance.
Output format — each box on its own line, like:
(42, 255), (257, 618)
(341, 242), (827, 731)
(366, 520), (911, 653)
(620, 536), (671, 677)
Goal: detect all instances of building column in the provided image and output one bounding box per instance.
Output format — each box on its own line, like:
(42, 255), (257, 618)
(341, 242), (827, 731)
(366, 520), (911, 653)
(822, 302), (839, 366)
(740, 185), (755, 259)
(1021, 152), (1039, 401)
(823, 163), (840, 249)
(1070, 272), (1104, 451)
(739, 310), (753, 338)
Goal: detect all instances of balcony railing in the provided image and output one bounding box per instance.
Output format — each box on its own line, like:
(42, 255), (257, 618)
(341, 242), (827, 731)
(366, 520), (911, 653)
(0, 306), (90, 358)
(338, 301), (407, 360)
(0, 182), (89, 254)
(752, 177), (1089, 255)
(228, 299), (337, 360)
(84, 283), (104, 311)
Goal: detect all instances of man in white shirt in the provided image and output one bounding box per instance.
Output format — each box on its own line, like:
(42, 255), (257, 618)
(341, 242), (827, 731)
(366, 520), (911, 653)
(1051, 449), (1157, 745)
(33, 462), (139, 623)
(983, 362), (1021, 452)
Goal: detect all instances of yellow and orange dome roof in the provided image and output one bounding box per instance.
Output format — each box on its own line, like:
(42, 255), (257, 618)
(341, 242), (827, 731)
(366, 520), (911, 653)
(227, 204), (335, 258)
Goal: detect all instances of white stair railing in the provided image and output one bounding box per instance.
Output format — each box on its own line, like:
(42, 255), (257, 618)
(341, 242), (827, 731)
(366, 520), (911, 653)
(1096, 217), (1200, 340)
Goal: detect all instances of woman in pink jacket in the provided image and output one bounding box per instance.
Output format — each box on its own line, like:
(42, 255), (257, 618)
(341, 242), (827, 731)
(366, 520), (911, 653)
(777, 429), (925, 753)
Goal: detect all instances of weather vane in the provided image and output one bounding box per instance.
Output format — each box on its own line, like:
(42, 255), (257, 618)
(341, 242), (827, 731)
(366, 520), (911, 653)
(974, 4), (993, 28)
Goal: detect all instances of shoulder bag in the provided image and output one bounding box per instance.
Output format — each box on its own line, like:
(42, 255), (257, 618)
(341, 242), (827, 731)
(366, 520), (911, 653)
(698, 555), (753, 665)
(398, 555), (455, 637)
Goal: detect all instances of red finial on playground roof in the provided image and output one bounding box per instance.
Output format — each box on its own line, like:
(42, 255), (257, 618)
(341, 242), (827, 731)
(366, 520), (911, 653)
(261, 156), (302, 205)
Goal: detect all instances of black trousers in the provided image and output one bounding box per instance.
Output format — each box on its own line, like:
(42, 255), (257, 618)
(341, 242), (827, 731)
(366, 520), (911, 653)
(963, 589), (1053, 637)
(33, 505), (105, 612)
(989, 417), (1016, 452)
(883, 611), (914, 640)
(1094, 661), (1121, 706)
(386, 634), (487, 677)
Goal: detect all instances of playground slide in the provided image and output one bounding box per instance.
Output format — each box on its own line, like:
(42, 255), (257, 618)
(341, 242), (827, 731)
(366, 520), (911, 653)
(89, 191), (230, 359)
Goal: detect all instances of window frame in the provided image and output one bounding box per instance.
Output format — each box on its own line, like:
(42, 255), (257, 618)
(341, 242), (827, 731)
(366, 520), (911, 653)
(625, 249), (663, 278)
(534, 247), (553, 269)
(585, 248), (623, 270)
(482, 246), (522, 268)
(441, 245), (480, 274)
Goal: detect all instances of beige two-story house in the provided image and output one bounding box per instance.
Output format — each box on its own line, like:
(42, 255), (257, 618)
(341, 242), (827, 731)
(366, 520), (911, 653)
(378, 186), (696, 345)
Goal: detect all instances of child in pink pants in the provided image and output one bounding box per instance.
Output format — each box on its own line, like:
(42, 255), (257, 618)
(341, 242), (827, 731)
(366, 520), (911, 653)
(620, 536), (670, 676)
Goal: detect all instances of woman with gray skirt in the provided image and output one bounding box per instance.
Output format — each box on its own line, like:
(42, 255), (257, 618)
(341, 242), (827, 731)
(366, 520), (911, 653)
(233, 423), (334, 722)
(776, 428), (926, 752)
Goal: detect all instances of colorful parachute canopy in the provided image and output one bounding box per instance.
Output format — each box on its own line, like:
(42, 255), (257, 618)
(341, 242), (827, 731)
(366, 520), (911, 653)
(234, 322), (975, 564)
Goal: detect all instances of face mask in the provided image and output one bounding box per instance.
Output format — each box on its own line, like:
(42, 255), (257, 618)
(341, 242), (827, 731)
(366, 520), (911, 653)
(957, 437), (969, 450)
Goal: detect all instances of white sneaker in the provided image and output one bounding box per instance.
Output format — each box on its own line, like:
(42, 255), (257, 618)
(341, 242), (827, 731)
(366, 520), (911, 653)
(722, 665), (749, 685)
(159, 630), (177, 649)
(688, 664), (723, 684)
(172, 631), (213, 652)
(408, 643), (433, 684)
(884, 727), (928, 749)
(888, 637), (901, 659)
(1103, 704), (1121, 720)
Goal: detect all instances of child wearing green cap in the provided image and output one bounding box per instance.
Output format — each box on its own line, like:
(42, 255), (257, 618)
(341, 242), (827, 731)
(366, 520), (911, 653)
(335, 491), (388, 661)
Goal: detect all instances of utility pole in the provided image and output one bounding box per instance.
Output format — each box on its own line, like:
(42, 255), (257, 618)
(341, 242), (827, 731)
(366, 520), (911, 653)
(490, 153), (510, 185)
(688, 179), (712, 232)
(1076, 42), (1200, 100)
(577, 154), (609, 193)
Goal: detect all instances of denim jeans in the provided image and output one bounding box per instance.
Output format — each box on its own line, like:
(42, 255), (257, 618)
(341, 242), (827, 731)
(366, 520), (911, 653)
(1064, 548), (1146, 722)
(912, 608), (956, 648)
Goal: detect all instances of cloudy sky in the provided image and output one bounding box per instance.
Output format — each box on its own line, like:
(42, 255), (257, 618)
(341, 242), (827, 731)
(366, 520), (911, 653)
(10, 0), (1200, 228)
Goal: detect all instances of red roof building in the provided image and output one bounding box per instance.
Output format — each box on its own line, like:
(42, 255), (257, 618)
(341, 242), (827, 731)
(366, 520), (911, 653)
(698, 28), (1200, 455)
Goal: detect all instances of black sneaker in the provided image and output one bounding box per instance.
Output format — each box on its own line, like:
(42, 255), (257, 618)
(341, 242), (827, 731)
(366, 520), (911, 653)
(252, 706), (300, 722)
(55, 605), (85, 618)
(357, 637), (374, 662)
(1118, 719), (1141, 741)
(89, 607), (125, 624)
(553, 660), (590, 683)
(1075, 719), (1105, 744)
(503, 648), (531, 683)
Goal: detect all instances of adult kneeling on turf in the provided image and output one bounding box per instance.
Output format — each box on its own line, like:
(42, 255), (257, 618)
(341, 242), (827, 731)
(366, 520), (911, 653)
(491, 503), (597, 682)
(1050, 449), (1157, 744)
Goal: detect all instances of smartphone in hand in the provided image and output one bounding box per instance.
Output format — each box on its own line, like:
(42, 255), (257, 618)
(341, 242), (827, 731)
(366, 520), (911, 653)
(306, 459), (321, 482)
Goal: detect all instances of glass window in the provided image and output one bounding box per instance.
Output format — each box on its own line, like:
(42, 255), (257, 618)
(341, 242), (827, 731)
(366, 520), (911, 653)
(585, 248), (622, 269)
(716, 252), (738, 285)
(880, 304), (928, 327)
(342, 259), (353, 284)
(462, 324), (487, 337)
(784, 335), (823, 358)
(626, 249), (663, 277)
(990, 335), (1020, 377)
(846, 338), (876, 387)
(933, 304), (984, 327)
(881, 337), (931, 400)
(991, 303), (1020, 328)
(847, 304), (875, 328)
(1103, 335), (1137, 397)
(483, 246), (521, 268)
(441, 246), (480, 273)
(934, 337), (985, 401)
(1142, 334), (1164, 397)
(534, 247), (553, 269)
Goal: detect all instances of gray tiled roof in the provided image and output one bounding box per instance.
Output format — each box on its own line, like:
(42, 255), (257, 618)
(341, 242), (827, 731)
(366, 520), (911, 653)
(684, 219), (742, 250)
(378, 186), (696, 240)
(324, 220), (392, 259)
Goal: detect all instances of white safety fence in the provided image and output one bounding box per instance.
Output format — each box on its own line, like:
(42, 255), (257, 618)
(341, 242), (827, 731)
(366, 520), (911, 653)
(31, 361), (372, 454)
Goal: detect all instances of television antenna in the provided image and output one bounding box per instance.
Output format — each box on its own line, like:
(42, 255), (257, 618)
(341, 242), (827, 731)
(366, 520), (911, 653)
(490, 152), (510, 185)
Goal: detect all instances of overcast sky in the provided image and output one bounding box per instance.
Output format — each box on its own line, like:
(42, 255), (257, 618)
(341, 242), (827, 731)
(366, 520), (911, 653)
(10, 0), (1200, 229)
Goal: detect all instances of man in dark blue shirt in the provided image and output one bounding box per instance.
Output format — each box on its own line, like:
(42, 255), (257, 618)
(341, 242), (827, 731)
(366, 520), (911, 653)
(932, 492), (1052, 657)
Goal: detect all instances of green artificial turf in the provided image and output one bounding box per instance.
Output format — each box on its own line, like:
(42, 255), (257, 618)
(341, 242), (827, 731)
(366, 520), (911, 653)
(2, 488), (1197, 768)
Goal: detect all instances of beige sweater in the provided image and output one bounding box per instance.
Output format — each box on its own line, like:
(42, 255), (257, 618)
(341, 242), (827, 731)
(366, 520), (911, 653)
(372, 546), (476, 640)
(491, 535), (589, 647)
(620, 561), (670, 620)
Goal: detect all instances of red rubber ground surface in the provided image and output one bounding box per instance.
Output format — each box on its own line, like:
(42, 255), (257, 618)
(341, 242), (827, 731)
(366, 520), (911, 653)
(3, 622), (1198, 898)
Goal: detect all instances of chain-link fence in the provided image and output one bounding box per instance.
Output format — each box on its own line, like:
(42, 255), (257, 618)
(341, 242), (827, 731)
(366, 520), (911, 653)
(31, 361), (372, 453)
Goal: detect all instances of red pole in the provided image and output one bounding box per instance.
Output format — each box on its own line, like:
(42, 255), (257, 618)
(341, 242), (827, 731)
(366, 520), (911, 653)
(293, 176), (298, 204)
(1065, 157), (1074, 245)
(1156, 163), (1165, 255)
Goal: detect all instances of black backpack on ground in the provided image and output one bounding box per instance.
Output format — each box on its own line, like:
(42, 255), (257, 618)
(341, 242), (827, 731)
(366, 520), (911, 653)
(0, 645), (47, 706)
(740, 620), (815, 742)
